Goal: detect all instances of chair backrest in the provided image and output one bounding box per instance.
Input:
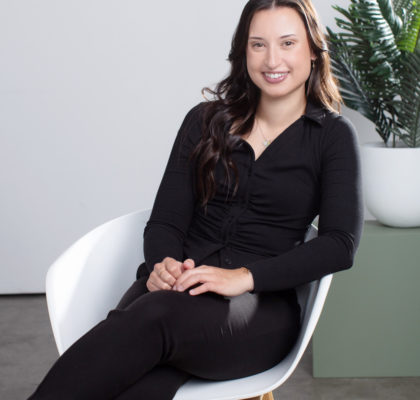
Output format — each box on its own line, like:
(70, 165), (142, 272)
(46, 209), (151, 354)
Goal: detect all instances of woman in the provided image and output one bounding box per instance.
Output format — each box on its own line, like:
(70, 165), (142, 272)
(28, 0), (363, 399)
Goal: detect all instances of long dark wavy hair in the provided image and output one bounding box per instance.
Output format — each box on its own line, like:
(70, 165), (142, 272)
(191, 0), (342, 210)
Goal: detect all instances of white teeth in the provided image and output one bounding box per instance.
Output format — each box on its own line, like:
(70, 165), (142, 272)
(265, 72), (287, 79)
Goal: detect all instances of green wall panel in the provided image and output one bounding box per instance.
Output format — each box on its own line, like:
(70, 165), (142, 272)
(312, 221), (420, 377)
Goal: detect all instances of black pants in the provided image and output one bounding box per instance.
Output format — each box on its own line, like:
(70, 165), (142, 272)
(28, 272), (300, 400)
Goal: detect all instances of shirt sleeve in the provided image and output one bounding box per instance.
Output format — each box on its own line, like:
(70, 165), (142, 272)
(143, 102), (204, 273)
(244, 115), (365, 293)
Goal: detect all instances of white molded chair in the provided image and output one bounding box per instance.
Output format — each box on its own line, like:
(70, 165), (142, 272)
(46, 209), (332, 400)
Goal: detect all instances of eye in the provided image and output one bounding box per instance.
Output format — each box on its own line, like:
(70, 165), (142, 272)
(251, 42), (264, 48)
(283, 40), (294, 47)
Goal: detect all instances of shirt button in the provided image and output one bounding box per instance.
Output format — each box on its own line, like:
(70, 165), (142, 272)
(224, 257), (232, 265)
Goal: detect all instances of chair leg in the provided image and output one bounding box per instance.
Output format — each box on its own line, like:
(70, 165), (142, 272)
(263, 393), (274, 400)
(244, 392), (274, 400)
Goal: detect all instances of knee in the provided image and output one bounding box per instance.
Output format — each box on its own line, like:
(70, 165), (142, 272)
(105, 290), (191, 342)
(122, 290), (185, 328)
(141, 291), (174, 321)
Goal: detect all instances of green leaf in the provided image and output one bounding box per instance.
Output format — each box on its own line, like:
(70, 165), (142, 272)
(378, 0), (402, 35)
(391, 0), (420, 52)
(392, 51), (420, 146)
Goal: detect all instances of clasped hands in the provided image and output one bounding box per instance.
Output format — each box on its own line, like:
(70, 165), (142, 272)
(146, 257), (254, 297)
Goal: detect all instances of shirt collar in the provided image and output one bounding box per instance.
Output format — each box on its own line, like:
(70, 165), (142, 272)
(303, 100), (327, 126)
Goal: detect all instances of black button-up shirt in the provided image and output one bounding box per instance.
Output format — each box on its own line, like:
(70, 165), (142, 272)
(141, 100), (364, 293)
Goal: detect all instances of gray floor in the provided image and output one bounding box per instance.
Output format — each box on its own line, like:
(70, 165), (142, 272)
(1, 295), (419, 400)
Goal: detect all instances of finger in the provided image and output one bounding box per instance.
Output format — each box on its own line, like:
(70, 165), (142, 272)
(147, 275), (162, 292)
(157, 280), (172, 290)
(154, 262), (165, 277)
(175, 265), (210, 288)
(165, 260), (184, 279)
(155, 262), (176, 286)
(189, 282), (213, 296)
(147, 280), (160, 292)
(175, 270), (210, 292)
(159, 268), (176, 286)
(173, 268), (194, 290)
(150, 271), (172, 290)
(182, 258), (195, 272)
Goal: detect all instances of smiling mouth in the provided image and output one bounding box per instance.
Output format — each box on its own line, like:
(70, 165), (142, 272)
(263, 72), (289, 82)
(264, 72), (288, 78)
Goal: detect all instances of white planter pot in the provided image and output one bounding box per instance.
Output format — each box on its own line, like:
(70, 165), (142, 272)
(360, 142), (420, 228)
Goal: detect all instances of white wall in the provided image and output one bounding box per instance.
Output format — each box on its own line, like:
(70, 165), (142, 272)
(0, 0), (375, 294)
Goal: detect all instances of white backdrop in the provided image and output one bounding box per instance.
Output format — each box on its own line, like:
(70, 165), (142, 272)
(0, 0), (376, 293)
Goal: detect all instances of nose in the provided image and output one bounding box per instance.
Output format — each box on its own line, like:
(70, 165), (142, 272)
(265, 44), (282, 69)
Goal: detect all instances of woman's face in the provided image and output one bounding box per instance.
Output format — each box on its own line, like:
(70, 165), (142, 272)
(246, 6), (315, 103)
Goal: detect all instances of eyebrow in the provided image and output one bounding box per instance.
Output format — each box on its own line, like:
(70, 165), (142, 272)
(248, 34), (297, 40)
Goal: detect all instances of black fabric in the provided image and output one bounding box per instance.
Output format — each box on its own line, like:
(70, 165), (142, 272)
(141, 100), (364, 292)
(28, 278), (300, 400)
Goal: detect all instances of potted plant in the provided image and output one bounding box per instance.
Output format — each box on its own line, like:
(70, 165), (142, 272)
(326, 0), (420, 227)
